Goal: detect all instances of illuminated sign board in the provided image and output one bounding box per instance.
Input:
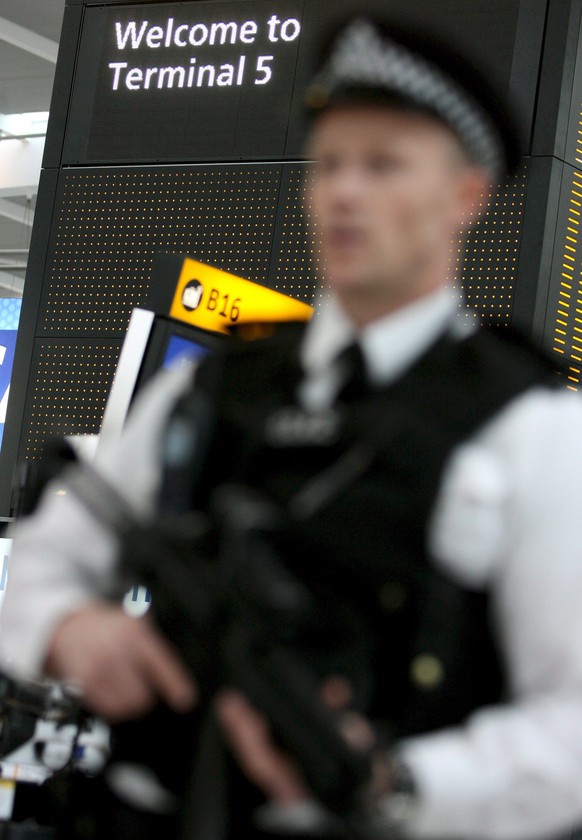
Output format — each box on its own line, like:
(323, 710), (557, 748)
(61, 0), (526, 166)
(64, 0), (304, 163)
(168, 257), (313, 334)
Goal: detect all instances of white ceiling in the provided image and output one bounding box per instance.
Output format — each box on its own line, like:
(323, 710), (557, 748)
(0, 0), (64, 297)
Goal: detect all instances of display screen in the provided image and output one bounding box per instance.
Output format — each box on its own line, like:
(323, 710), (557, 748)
(134, 315), (225, 394)
(162, 334), (211, 370)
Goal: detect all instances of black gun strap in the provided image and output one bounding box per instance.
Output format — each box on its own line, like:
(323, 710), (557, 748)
(62, 462), (143, 541)
(287, 443), (376, 520)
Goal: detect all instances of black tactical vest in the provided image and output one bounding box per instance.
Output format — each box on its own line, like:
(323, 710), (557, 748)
(160, 321), (559, 739)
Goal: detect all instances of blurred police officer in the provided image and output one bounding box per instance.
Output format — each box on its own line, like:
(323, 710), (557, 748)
(4, 16), (582, 840)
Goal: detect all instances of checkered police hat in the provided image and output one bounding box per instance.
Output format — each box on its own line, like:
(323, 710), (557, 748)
(305, 19), (520, 180)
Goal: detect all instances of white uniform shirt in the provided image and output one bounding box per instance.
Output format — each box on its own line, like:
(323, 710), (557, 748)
(3, 288), (582, 839)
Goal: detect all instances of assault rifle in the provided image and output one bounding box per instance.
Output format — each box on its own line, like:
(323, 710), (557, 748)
(64, 465), (374, 839)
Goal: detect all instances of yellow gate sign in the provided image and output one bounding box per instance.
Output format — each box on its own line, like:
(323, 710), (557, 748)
(169, 258), (313, 335)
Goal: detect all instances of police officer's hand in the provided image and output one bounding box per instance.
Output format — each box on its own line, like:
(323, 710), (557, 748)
(214, 677), (378, 811)
(215, 688), (308, 806)
(44, 602), (197, 722)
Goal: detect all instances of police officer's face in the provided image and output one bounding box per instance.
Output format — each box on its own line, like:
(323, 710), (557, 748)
(307, 105), (486, 313)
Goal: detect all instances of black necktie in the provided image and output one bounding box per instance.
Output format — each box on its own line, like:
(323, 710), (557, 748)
(335, 342), (370, 403)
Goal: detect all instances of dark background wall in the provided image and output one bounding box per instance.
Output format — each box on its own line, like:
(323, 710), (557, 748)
(1, 0), (579, 515)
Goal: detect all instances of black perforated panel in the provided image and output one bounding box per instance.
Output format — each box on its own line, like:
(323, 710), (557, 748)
(269, 165), (322, 308)
(23, 340), (122, 459)
(20, 160), (530, 459)
(458, 166), (528, 325)
(41, 165), (283, 337)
